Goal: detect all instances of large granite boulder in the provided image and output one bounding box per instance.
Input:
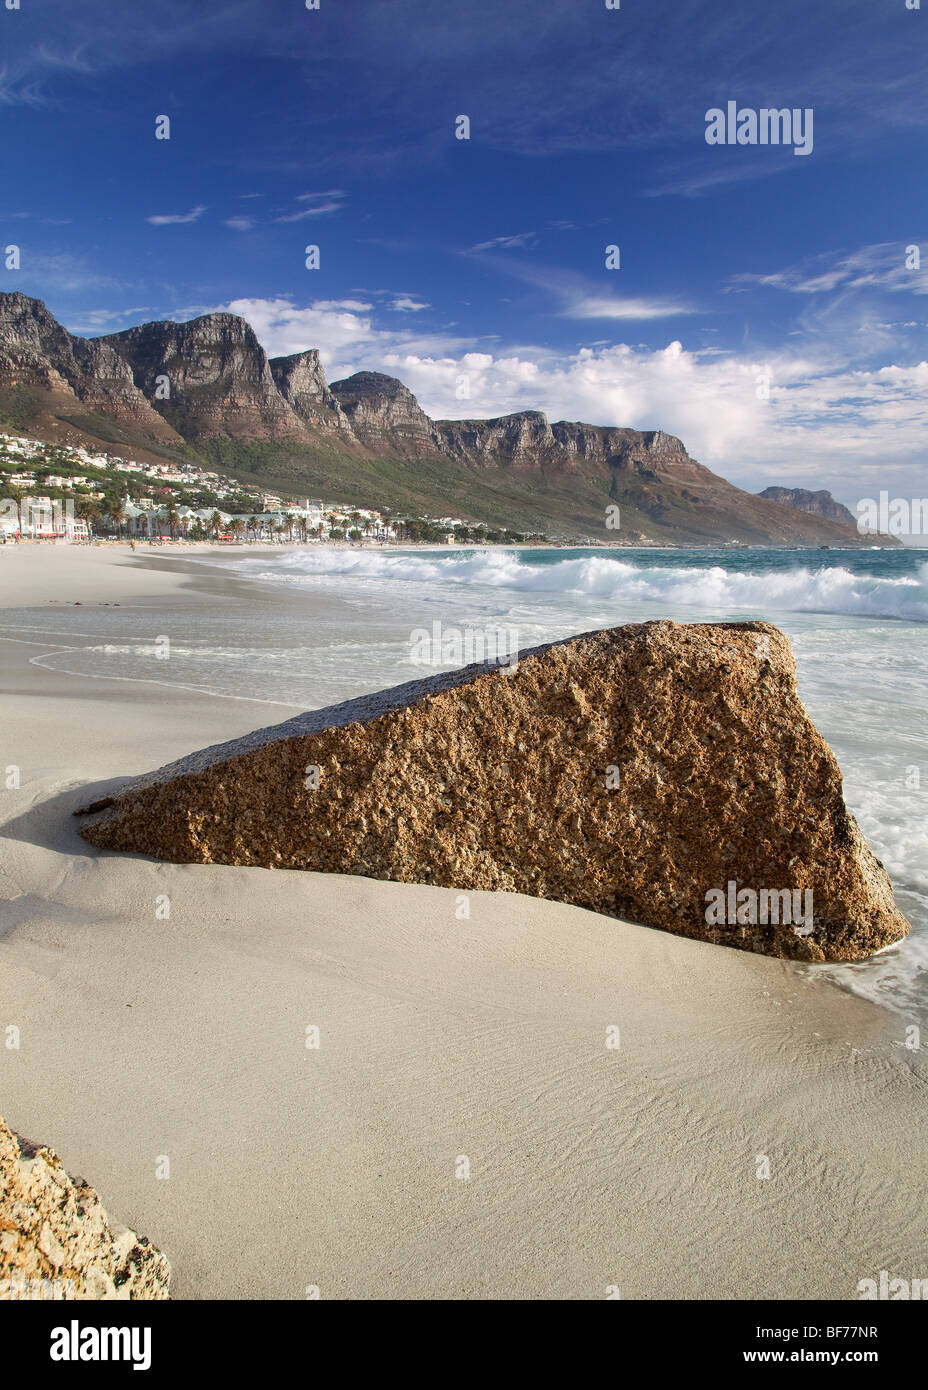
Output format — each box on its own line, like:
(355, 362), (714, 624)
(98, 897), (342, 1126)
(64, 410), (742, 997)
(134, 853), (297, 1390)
(0, 1114), (170, 1300)
(77, 620), (909, 962)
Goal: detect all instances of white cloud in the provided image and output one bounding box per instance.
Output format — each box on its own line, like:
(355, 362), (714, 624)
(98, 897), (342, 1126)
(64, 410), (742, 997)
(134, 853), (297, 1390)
(562, 295), (695, 321)
(390, 296), (430, 312)
(311, 299), (372, 312)
(146, 205), (207, 226)
(223, 216), (255, 232)
(220, 296), (378, 359)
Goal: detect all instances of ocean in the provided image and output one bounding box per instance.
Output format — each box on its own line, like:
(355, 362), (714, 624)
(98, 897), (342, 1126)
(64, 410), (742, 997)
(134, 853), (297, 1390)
(3, 544), (925, 1018)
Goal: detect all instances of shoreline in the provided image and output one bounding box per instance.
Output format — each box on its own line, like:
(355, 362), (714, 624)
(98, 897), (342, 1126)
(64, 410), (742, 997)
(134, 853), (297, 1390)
(1, 543), (926, 1298)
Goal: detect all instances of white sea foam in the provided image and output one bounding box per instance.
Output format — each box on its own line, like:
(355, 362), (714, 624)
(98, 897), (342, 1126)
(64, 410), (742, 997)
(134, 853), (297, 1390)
(237, 549), (928, 622)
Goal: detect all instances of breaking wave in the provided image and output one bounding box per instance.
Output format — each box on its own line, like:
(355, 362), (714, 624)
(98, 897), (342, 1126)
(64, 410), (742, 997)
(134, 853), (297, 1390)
(237, 548), (928, 623)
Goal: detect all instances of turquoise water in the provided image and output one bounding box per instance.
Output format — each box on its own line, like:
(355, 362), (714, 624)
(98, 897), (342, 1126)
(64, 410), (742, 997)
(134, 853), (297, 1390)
(2, 544), (925, 1017)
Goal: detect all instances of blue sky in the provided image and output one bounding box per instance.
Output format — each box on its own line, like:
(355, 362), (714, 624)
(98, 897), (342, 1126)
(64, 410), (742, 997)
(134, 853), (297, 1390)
(2, 0), (926, 504)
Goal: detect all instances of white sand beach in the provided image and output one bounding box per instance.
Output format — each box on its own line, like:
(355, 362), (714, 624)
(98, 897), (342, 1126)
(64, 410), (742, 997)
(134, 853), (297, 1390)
(1, 544), (926, 1299)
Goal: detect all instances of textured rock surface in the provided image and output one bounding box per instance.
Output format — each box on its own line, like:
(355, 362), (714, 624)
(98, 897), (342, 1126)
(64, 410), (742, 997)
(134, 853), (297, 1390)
(270, 348), (352, 435)
(0, 292), (181, 443)
(102, 313), (307, 442)
(77, 620), (908, 963)
(0, 1114), (170, 1299)
(329, 370), (441, 455)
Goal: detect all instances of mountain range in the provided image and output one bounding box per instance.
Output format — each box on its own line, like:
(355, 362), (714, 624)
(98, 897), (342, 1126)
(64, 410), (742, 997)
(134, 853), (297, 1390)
(0, 292), (890, 546)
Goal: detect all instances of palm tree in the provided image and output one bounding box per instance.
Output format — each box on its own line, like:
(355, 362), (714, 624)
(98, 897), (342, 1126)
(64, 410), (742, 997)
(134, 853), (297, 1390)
(107, 501), (126, 540)
(230, 518), (246, 543)
(75, 496), (100, 538)
(166, 507), (180, 541)
(10, 488), (26, 539)
(210, 510), (223, 540)
(248, 515), (259, 543)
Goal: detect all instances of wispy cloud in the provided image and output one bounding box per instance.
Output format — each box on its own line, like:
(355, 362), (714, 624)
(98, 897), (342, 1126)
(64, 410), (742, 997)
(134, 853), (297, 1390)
(274, 203), (343, 223)
(646, 157), (797, 200)
(9, 251), (126, 295)
(0, 211), (72, 224)
(146, 205), (207, 226)
(462, 253), (694, 321)
(223, 216), (255, 232)
(729, 242), (928, 296)
(34, 43), (95, 74)
(66, 305), (154, 333)
(469, 232), (538, 253)
(274, 191), (345, 224)
(0, 65), (45, 108)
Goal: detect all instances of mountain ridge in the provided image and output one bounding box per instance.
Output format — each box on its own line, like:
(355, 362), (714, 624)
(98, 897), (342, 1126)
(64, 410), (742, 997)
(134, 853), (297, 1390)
(0, 292), (894, 545)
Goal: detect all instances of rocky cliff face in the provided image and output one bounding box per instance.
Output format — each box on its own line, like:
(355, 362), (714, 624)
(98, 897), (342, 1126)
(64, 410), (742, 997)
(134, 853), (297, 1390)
(758, 486), (859, 528)
(270, 348), (349, 435)
(76, 620), (909, 963)
(0, 1113), (170, 1299)
(434, 409), (556, 466)
(328, 371), (441, 456)
(0, 292), (181, 443)
(433, 415), (707, 477)
(101, 314), (308, 442)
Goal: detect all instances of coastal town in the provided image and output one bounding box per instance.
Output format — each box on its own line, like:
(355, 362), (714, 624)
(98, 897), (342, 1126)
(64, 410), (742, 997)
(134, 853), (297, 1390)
(0, 432), (540, 545)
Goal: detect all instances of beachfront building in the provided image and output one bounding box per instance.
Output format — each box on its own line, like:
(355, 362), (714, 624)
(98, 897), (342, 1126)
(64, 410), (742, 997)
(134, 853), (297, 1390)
(2, 496), (89, 540)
